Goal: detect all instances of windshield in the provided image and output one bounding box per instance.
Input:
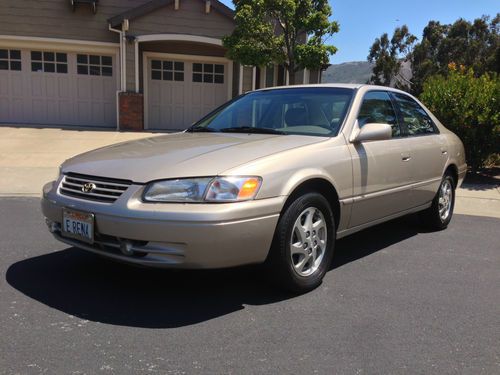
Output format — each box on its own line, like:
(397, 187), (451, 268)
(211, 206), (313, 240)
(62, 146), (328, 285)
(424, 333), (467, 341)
(188, 87), (354, 137)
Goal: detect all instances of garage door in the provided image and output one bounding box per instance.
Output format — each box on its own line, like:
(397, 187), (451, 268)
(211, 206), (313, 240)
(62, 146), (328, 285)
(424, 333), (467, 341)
(147, 57), (229, 130)
(0, 48), (117, 127)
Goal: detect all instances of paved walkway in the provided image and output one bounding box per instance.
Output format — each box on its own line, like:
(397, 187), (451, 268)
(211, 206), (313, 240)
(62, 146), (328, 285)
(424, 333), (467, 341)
(0, 126), (498, 218)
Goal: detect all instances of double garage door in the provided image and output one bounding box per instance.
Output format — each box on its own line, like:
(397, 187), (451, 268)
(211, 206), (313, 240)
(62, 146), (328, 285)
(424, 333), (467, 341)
(147, 56), (229, 130)
(0, 47), (117, 127)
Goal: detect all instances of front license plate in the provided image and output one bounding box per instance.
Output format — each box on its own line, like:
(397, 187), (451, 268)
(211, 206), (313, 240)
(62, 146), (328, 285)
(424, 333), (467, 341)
(61, 208), (94, 244)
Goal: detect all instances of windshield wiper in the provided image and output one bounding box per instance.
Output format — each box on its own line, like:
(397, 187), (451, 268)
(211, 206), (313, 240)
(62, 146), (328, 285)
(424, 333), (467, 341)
(186, 125), (219, 133)
(219, 126), (286, 135)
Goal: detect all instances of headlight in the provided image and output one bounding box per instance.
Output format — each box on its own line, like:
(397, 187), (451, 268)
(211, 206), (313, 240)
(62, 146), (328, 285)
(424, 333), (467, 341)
(143, 176), (262, 203)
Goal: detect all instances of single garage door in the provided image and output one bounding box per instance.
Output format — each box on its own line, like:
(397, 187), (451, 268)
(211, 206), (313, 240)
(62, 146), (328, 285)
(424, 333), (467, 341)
(147, 56), (229, 130)
(0, 48), (117, 127)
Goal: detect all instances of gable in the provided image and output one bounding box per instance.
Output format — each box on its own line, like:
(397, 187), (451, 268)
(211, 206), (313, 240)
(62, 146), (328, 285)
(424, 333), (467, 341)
(124, 0), (235, 39)
(109, 0), (234, 30)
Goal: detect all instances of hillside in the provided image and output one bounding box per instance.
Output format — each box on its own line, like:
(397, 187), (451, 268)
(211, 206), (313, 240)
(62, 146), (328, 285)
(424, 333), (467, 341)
(322, 61), (373, 84)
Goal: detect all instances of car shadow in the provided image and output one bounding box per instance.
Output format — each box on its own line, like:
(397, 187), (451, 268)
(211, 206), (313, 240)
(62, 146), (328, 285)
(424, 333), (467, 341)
(6, 215), (424, 328)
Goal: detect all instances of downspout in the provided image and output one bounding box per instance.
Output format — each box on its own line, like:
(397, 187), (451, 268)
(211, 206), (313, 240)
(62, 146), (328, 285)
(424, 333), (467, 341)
(109, 24), (123, 130)
(109, 22), (128, 130)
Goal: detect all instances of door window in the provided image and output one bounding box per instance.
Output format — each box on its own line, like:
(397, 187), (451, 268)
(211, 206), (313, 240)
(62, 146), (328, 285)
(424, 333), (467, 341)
(77, 54), (113, 76)
(0, 49), (21, 71)
(357, 91), (400, 137)
(31, 51), (67, 73)
(151, 60), (184, 81)
(193, 63), (224, 84)
(393, 93), (437, 135)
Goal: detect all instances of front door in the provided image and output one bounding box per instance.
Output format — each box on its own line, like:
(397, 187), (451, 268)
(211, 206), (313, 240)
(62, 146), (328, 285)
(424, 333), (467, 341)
(348, 91), (413, 228)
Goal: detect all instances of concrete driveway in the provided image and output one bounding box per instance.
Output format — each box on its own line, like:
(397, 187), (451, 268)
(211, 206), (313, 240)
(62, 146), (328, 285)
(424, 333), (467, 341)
(0, 125), (498, 218)
(0, 126), (158, 196)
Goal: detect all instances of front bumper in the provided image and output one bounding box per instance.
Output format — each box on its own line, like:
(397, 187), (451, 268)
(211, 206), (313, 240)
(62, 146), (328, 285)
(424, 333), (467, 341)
(41, 180), (284, 269)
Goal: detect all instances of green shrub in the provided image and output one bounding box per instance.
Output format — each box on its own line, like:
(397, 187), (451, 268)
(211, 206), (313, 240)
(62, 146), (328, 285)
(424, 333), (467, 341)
(420, 67), (500, 171)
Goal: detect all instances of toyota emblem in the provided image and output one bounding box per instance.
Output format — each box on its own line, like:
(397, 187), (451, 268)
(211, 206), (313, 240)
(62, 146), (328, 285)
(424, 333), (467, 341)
(82, 182), (96, 193)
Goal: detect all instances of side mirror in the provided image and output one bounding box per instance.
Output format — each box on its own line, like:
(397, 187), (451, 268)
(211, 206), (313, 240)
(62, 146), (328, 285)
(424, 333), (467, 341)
(352, 123), (392, 143)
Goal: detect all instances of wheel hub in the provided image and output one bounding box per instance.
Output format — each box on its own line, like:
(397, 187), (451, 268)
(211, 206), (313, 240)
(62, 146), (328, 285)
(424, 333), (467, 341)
(290, 207), (327, 277)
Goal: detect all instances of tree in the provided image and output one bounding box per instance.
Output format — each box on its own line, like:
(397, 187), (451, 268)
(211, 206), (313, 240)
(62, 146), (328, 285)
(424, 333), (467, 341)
(420, 66), (500, 172)
(367, 13), (500, 95)
(223, 0), (339, 84)
(367, 25), (417, 89)
(412, 14), (500, 94)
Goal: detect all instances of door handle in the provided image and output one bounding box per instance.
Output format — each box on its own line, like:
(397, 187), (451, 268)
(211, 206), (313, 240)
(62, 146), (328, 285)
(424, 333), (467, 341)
(440, 147), (448, 155)
(401, 153), (411, 162)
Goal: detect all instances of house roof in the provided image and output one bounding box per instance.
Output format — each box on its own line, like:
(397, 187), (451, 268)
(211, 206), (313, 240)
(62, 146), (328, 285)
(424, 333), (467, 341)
(108, 0), (234, 28)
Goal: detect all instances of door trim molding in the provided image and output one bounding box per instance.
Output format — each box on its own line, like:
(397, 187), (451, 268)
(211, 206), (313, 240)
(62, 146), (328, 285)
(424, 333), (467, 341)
(142, 51), (233, 130)
(337, 202), (431, 239)
(340, 177), (441, 205)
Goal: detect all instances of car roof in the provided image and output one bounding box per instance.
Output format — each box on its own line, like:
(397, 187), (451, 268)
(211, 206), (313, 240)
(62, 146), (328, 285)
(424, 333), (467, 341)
(254, 83), (410, 96)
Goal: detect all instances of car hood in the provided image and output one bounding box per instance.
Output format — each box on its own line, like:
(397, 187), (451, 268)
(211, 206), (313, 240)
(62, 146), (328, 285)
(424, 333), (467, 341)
(62, 132), (327, 183)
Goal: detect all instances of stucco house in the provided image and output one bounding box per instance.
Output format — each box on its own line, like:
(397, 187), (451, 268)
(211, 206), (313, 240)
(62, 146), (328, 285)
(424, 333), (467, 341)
(0, 0), (321, 131)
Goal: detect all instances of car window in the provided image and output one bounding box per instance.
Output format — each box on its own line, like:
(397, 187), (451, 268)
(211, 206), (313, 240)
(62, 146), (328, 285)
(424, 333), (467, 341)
(393, 93), (437, 136)
(357, 91), (400, 137)
(192, 88), (354, 137)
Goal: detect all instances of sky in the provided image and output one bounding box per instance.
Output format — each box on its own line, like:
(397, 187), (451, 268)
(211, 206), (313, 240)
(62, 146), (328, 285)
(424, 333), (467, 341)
(218, 0), (499, 64)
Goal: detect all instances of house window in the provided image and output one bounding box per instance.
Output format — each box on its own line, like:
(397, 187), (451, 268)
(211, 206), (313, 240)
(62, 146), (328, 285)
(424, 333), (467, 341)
(77, 54), (113, 76)
(31, 51), (67, 73)
(151, 60), (184, 81)
(193, 63), (224, 84)
(0, 49), (22, 71)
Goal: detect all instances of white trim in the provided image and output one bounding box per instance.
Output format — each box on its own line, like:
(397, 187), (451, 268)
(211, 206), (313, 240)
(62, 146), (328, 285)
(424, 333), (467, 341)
(142, 52), (149, 130)
(205, 0), (211, 13)
(303, 68), (310, 84)
(238, 64), (244, 94)
(262, 64), (278, 88)
(0, 35), (119, 54)
(252, 66), (256, 91)
(134, 39), (139, 93)
(136, 34), (223, 46)
(227, 60), (234, 99)
(0, 35), (119, 48)
(143, 51), (229, 63)
(174, 0), (180, 10)
(142, 51), (233, 130)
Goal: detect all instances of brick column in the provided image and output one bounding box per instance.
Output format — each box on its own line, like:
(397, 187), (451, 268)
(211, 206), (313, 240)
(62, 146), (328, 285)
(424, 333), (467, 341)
(119, 92), (144, 131)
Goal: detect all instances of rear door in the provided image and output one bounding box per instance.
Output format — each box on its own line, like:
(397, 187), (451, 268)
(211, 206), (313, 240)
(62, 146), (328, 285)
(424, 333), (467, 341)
(348, 91), (413, 227)
(391, 93), (447, 207)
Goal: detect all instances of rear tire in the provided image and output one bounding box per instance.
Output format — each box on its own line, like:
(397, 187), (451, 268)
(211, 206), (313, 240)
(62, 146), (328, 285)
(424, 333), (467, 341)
(419, 172), (456, 230)
(266, 192), (335, 293)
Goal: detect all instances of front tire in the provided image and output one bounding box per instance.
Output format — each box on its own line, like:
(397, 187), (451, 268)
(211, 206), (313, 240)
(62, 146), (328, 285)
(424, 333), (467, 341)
(420, 173), (456, 230)
(266, 192), (335, 293)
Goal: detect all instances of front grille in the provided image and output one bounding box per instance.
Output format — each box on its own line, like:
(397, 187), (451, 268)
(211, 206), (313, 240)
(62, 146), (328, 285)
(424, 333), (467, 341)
(59, 173), (132, 203)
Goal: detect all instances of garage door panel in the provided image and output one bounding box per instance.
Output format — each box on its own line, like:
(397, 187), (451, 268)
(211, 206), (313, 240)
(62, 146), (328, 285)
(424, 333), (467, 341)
(31, 76), (44, 97)
(46, 78), (57, 98)
(148, 57), (229, 130)
(0, 47), (118, 127)
(77, 102), (90, 123)
(58, 78), (71, 97)
(91, 79), (104, 100)
(77, 80), (91, 99)
(11, 99), (23, 119)
(10, 74), (23, 97)
(32, 99), (47, 122)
